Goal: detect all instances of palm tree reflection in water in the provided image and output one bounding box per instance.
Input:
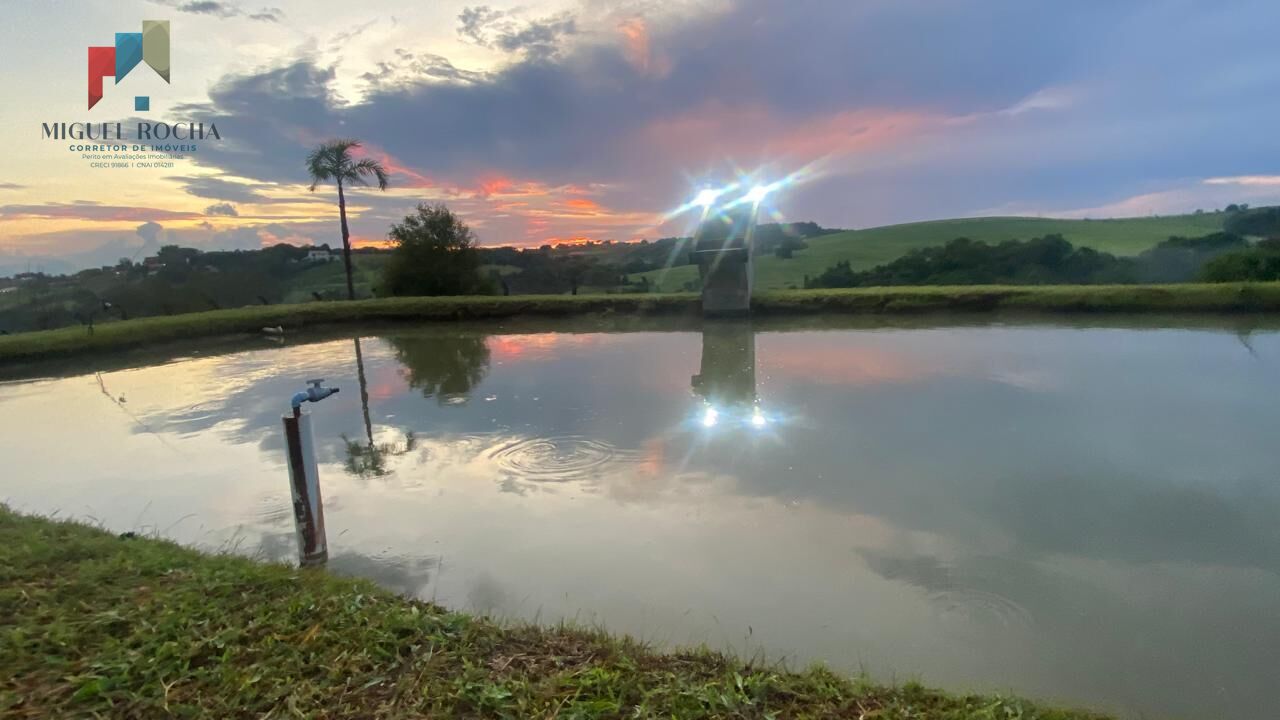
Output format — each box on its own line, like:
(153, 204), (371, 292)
(341, 333), (492, 477)
(342, 337), (415, 477)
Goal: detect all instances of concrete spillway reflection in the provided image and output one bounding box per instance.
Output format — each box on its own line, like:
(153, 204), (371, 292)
(690, 320), (763, 429)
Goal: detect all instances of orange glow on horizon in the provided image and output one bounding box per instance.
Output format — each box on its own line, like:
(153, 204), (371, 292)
(351, 235), (393, 249)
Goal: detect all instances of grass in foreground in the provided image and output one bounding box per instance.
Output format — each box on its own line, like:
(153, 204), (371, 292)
(0, 507), (1109, 719)
(3, 283), (1279, 367)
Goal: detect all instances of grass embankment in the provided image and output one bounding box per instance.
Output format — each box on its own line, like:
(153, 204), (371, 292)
(0, 294), (701, 364)
(636, 213), (1229, 291)
(2, 284), (1279, 366)
(0, 508), (1108, 719)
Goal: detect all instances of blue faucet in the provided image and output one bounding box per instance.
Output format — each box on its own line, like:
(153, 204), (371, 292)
(291, 378), (339, 412)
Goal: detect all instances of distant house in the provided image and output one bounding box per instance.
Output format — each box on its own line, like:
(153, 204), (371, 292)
(0, 286), (16, 294)
(306, 249), (336, 263)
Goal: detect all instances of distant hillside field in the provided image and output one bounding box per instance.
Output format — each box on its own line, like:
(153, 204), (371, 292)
(634, 213), (1229, 291)
(283, 253), (390, 302)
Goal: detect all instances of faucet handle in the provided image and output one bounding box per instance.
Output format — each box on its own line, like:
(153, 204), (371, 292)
(306, 378), (325, 388)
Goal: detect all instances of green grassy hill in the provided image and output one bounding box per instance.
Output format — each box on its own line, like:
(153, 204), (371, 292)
(635, 212), (1229, 291)
(283, 254), (390, 302)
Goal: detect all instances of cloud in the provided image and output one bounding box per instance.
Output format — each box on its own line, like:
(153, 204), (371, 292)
(457, 5), (577, 60)
(152, 0), (283, 22)
(134, 221), (165, 256)
(204, 202), (239, 216)
(247, 7), (283, 22)
(0, 203), (200, 222)
(457, 6), (502, 44)
(0, 182), (25, 190)
(170, 175), (270, 203)
(1205, 176), (1280, 187)
(136, 221), (163, 241)
(360, 50), (488, 91)
(151, 0), (1280, 244)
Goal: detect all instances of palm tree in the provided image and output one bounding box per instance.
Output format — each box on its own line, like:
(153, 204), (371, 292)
(306, 139), (389, 300)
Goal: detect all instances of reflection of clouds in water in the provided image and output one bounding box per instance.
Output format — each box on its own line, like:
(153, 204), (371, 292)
(485, 435), (638, 483)
(129, 340), (364, 445)
(253, 530), (439, 599)
(328, 552), (439, 599)
(487, 334), (604, 362)
(255, 530), (298, 564)
(251, 492), (292, 525)
(858, 549), (1033, 630)
(371, 431), (633, 489)
(987, 367), (1061, 392)
(393, 431), (740, 504)
(759, 341), (940, 387)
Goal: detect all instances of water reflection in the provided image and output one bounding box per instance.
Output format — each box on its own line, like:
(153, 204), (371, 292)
(257, 530), (438, 597)
(690, 321), (761, 428)
(343, 337), (417, 477)
(388, 333), (490, 404)
(3, 319), (1280, 719)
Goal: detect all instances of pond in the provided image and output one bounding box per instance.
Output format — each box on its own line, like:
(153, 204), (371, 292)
(2, 316), (1278, 719)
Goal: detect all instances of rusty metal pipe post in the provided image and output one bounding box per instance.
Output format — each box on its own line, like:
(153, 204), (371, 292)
(283, 379), (339, 566)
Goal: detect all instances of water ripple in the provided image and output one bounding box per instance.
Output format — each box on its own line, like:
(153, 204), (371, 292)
(928, 588), (1032, 629)
(484, 435), (633, 483)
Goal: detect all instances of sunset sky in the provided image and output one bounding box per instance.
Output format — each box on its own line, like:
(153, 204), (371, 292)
(3, 0), (1280, 272)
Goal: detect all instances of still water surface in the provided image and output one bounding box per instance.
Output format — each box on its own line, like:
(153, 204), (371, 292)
(2, 317), (1279, 719)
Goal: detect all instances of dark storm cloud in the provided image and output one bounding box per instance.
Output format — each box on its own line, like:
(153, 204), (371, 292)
(492, 14), (576, 59)
(136, 221), (163, 244)
(204, 202), (239, 217)
(183, 0), (1280, 229)
(170, 176), (270, 203)
(457, 5), (577, 59)
(180, 0), (1110, 179)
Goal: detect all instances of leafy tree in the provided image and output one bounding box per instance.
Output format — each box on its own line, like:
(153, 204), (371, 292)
(1123, 232), (1247, 282)
(1224, 206), (1280, 237)
(1201, 239), (1280, 282)
(306, 139), (389, 300)
(382, 203), (489, 296)
(805, 232), (1245, 289)
(805, 260), (857, 288)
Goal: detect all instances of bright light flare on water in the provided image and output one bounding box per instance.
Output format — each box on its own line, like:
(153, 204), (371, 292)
(701, 407), (719, 428)
(750, 407), (767, 428)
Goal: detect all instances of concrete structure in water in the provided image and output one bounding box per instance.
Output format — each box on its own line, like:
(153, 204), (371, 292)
(692, 206), (755, 315)
(691, 321), (764, 430)
(691, 321), (756, 408)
